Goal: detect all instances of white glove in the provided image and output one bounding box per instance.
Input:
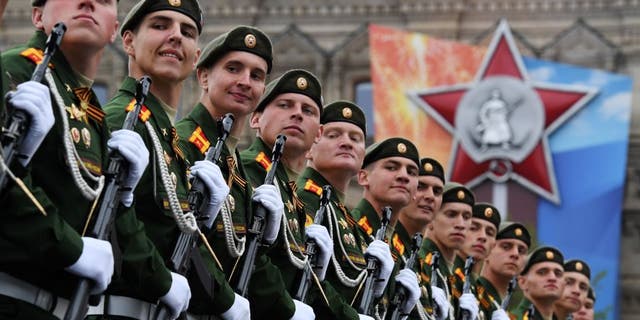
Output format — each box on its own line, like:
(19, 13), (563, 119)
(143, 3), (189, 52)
(358, 315), (375, 320)
(491, 309), (510, 320)
(395, 269), (421, 315)
(252, 184), (284, 245)
(107, 129), (149, 207)
(364, 240), (394, 298)
(459, 293), (479, 320)
(159, 272), (191, 320)
(189, 160), (230, 228)
(64, 237), (114, 295)
(221, 293), (250, 320)
(290, 299), (315, 320)
(304, 224), (333, 281)
(6, 81), (53, 166)
(431, 286), (450, 320)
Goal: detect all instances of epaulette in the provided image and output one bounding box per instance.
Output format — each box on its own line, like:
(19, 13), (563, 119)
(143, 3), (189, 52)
(392, 233), (405, 257)
(455, 267), (465, 282)
(125, 99), (152, 122)
(188, 126), (211, 155)
(424, 252), (433, 266)
(20, 48), (53, 68)
(303, 179), (323, 196)
(255, 151), (272, 171)
(358, 216), (373, 236)
(304, 213), (313, 227)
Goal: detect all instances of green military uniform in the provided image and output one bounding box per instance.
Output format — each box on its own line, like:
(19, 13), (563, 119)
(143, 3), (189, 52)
(0, 31), (167, 319)
(511, 299), (544, 320)
(418, 237), (453, 319)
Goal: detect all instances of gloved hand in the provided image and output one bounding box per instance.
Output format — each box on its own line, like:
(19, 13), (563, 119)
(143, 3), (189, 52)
(221, 293), (250, 320)
(491, 309), (510, 320)
(304, 224), (333, 281)
(64, 237), (114, 294)
(459, 293), (479, 320)
(107, 129), (149, 207)
(189, 160), (230, 228)
(290, 299), (315, 320)
(159, 272), (191, 320)
(364, 240), (393, 298)
(395, 269), (421, 315)
(6, 81), (53, 166)
(252, 184), (284, 245)
(358, 314), (375, 320)
(431, 286), (450, 320)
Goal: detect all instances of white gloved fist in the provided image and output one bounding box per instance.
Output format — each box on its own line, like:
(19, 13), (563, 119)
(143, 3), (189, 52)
(431, 286), (450, 320)
(304, 224), (333, 281)
(459, 293), (479, 320)
(6, 81), (53, 166)
(107, 129), (149, 207)
(364, 240), (393, 298)
(290, 299), (315, 320)
(160, 272), (191, 320)
(221, 293), (250, 320)
(65, 237), (114, 295)
(491, 309), (510, 320)
(395, 268), (421, 315)
(252, 184), (284, 245)
(358, 314), (375, 320)
(189, 160), (230, 228)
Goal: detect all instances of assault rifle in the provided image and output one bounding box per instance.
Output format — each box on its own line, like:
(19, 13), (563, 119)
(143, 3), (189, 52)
(501, 276), (517, 310)
(389, 232), (423, 320)
(429, 251), (441, 319)
(456, 256), (475, 320)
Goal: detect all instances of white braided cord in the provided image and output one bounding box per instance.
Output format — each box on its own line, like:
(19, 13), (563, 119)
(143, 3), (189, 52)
(326, 203), (367, 288)
(219, 196), (245, 257)
(273, 178), (307, 269)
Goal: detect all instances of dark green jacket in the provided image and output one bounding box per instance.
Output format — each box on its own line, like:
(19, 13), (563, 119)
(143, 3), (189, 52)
(418, 237), (454, 319)
(476, 276), (502, 320)
(511, 298), (545, 320)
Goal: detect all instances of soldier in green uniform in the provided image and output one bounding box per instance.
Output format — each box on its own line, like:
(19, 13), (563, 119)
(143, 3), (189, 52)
(98, 1), (231, 319)
(476, 222), (531, 320)
(572, 287), (595, 320)
(241, 69), (333, 319)
(175, 25), (289, 319)
(511, 246), (565, 320)
(418, 182), (475, 320)
(552, 260), (591, 320)
(0, 0), (158, 319)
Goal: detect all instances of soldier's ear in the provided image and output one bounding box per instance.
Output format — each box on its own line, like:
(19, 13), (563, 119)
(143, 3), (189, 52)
(249, 112), (262, 130)
(122, 30), (135, 57)
(517, 275), (526, 290)
(31, 7), (44, 30)
(196, 67), (209, 90)
(357, 169), (369, 187)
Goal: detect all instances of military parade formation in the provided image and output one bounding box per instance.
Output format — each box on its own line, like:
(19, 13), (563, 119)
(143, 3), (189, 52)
(0, 1), (597, 320)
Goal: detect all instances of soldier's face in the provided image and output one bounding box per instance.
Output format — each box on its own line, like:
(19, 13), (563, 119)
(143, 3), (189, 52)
(399, 175), (443, 227)
(556, 271), (590, 313)
(197, 51), (267, 118)
(428, 202), (472, 251)
(33, 0), (119, 51)
(358, 157), (419, 209)
(461, 218), (497, 261)
(250, 93), (321, 155)
(123, 10), (200, 83)
(308, 121), (365, 176)
(484, 238), (528, 278)
(572, 297), (594, 320)
(519, 262), (565, 302)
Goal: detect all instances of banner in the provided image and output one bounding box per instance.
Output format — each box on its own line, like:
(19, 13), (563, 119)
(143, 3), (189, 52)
(369, 21), (632, 319)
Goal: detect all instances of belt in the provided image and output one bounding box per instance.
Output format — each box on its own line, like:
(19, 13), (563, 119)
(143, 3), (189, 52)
(88, 295), (158, 319)
(0, 272), (69, 319)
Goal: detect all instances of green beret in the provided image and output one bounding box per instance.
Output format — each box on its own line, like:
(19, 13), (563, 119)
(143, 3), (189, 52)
(420, 158), (445, 183)
(120, 0), (204, 36)
(362, 137), (419, 169)
(33, 0), (119, 5)
(472, 202), (501, 230)
(197, 25), (273, 73)
(441, 182), (475, 207)
(521, 246), (564, 275)
(587, 287), (596, 302)
(255, 69), (323, 114)
(564, 259), (591, 280)
(497, 222), (531, 247)
(321, 100), (366, 136)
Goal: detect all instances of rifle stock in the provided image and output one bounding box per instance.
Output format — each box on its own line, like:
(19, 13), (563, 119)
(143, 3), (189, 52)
(429, 251), (441, 318)
(389, 232), (423, 320)
(456, 256), (475, 320)
(501, 276), (517, 310)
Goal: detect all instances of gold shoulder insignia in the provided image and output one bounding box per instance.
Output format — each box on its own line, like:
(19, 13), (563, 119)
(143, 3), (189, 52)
(255, 151), (272, 171)
(125, 99), (152, 122)
(188, 126), (211, 155)
(303, 179), (323, 196)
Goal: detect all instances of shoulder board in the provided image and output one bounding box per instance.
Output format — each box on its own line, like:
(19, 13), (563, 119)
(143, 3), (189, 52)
(255, 151), (272, 171)
(188, 126), (211, 155)
(303, 179), (323, 196)
(304, 213), (313, 227)
(125, 99), (151, 122)
(357, 216), (373, 236)
(424, 252), (433, 266)
(392, 233), (405, 256)
(455, 267), (465, 282)
(20, 48), (53, 68)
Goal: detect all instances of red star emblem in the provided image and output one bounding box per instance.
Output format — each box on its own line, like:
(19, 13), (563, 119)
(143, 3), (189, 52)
(408, 20), (597, 204)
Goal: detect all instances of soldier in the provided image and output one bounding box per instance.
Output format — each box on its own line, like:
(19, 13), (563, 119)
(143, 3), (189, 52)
(511, 246), (565, 320)
(175, 25), (286, 319)
(0, 0), (153, 319)
(553, 260), (591, 320)
(476, 222), (531, 320)
(240, 69), (333, 319)
(417, 182), (477, 320)
(98, 1), (230, 319)
(572, 287), (595, 320)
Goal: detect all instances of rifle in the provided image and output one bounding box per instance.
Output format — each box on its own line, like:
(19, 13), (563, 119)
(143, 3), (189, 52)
(456, 256), (475, 320)
(235, 134), (286, 297)
(63, 76), (151, 320)
(501, 276), (517, 310)
(357, 206), (392, 315)
(0, 22), (66, 191)
(389, 232), (423, 320)
(429, 251), (441, 319)
(294, 185), (332, 302)
(153, 113), (235, 320)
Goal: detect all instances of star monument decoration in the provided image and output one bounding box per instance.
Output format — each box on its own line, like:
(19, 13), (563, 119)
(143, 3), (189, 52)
(407, 20), (597, 204)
